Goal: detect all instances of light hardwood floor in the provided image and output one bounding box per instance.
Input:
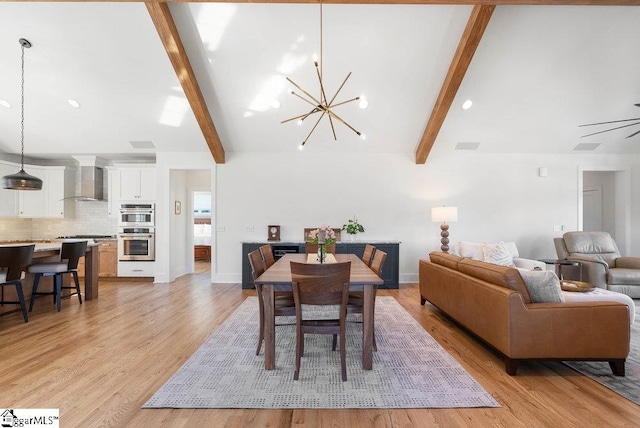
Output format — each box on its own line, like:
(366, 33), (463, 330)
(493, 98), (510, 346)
(1, 262), (639, 427)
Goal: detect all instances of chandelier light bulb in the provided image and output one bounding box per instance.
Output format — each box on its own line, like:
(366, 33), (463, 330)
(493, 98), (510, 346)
(360, 133), (366, 140)
(358, 97), (368, 109)
(0, 99), (10, 109)
(298, 144), (305, 151)
(462, 99), (473, 110)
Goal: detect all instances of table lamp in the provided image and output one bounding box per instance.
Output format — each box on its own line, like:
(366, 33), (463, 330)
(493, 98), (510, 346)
(431, 206), (458, 253)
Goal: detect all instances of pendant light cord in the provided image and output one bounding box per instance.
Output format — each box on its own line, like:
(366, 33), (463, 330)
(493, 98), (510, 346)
(20, 42), (26, 170)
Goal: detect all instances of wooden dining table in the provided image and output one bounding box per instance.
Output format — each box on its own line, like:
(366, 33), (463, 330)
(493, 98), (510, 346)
(254, 253), (384, 370)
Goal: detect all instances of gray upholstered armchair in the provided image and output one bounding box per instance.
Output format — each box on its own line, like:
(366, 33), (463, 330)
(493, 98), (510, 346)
(554, 231), (640, 298)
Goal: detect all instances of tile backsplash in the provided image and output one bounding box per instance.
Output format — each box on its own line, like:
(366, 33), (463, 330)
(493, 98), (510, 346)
(0, 201), (118, 241)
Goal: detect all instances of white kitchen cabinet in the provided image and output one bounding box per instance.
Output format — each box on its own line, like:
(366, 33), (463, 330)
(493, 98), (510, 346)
(0, 162), (73, 218)
(0, 162), (18, 217)
(107, 167), (121, 219)
(118, 167), (156, 201)
(118, 260), (155, 277)
(18, 166), (46, 217)
(17, 166), (74, 218)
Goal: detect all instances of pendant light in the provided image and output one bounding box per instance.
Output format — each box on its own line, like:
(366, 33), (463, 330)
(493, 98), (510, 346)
(1, 38), (43, 191)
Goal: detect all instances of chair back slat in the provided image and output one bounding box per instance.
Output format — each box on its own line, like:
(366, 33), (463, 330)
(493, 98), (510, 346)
(61, 241), (88, 270)
(0, 245), (35, 282)
(305, 243), (336, 254)
(290, 262), (351, 306)
(370, 249), (387, 276)
(248, 249), (266, 281)
(259, 245), (275, 269)
(362, 244), (375, 266)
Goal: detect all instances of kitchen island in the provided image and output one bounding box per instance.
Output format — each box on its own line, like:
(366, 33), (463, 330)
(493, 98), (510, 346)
(0, 241), (100, 305)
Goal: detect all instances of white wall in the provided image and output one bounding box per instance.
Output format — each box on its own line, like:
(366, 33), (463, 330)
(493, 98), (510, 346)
(214, 151), (640, 283)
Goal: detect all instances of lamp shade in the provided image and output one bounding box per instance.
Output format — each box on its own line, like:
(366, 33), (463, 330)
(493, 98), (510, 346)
(431, 206), (458, 223)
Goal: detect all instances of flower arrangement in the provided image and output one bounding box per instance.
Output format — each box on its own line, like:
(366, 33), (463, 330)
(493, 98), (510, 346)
(342, 216), (365, 236)
(307, 224), (337, 245)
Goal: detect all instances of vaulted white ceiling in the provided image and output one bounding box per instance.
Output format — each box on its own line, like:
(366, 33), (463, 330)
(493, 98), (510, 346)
(0, 1), (639, 166)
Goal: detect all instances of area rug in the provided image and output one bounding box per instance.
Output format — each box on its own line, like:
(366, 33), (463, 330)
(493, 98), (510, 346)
(143, 296), (499, 409)
(565, 299), (640, 405)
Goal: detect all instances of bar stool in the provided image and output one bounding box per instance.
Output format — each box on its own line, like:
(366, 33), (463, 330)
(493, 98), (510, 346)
(0, 245), (35, 323)
(28, 240), (87, 312)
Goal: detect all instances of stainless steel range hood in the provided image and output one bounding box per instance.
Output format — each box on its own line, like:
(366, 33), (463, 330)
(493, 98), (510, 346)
(62, 165), (104, 201)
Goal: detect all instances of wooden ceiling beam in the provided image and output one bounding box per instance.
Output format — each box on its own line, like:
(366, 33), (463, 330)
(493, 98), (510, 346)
(146, 1), (225, 164)
(415, 4), (494, 164)
(165, 1), (640, 5)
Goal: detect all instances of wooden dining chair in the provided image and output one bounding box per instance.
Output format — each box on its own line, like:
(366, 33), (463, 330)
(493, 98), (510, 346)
(28, 240), (87, 312)
(259, 244), (275, 269)
(362, 244), (376, 266)
(290, 261), (351, 381)
(248, 249), (295, 356)
(305, 243), (336, 254)
(0, 245), (35, 323)
(347, 249), (387, 351)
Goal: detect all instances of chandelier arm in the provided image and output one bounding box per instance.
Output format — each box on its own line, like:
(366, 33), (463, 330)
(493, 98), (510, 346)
(328, 97), (360, 109)
(286, 77), (324, 108)
(326, 72), (352, 106)
(326, 110), (361, 136)
(292, 91), (324, 111)
(327, 114), (338, 141)
(314, 61), (328, 106)
(280, 107), (321, 124)
(580, 120), (640, 138)
(302, 110), (328, 146)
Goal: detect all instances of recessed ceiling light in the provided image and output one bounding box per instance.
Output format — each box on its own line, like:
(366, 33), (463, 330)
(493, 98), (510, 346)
(68, 99), (80, 108)
(358, 97), (368, 109)
(129, 140), (156, 149)
(462, 100), (473, 110)
(455, 142), (480, 150)
(0, 99), (10, 108)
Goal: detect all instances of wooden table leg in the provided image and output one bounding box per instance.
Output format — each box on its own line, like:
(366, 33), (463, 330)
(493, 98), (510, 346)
(263, 284), (275, 370)
(362, 284), (374, 370)
(84, 245), (99, 300)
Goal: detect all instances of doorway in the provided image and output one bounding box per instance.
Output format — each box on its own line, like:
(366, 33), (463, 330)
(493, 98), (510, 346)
(580, 168), (630, 255)
(193, 190), (212, 271)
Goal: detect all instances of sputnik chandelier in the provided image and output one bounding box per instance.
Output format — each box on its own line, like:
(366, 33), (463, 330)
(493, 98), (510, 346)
(281, 0), (364, 148)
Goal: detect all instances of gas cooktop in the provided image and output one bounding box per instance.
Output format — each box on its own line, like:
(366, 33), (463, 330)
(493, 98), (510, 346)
(56, 235), (116, 239)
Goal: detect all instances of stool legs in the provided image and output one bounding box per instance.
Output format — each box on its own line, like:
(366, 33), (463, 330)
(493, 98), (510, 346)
(29, 272), (82, 312)
(15, 283), (28, 323)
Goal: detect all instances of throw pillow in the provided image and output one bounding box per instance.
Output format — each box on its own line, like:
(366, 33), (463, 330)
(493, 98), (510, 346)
(517, 268), (565, 303)
(458, 241), (485, 260)
(483, 242), (515, 267)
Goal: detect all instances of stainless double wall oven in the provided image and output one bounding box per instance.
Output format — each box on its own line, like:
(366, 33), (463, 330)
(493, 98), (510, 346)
(118, 203), (155, 261)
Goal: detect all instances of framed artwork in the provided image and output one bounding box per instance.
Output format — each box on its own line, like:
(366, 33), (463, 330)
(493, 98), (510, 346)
(175, 200), (182, 215)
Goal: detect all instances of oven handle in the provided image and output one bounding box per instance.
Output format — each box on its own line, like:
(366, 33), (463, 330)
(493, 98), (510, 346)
(119, 234), (154, 239)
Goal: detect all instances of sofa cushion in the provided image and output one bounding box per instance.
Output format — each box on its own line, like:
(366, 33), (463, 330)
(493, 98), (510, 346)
(608, 268), (640, 285)
(517, 269), (564, 303)
(483, 242), (516, 267)
(458, 258), (532, 304)
(429, 252), (462, 270)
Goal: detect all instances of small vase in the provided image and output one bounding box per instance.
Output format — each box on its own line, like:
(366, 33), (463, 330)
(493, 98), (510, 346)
(317, 245), (326, 263)
(350, 234), (355, 242)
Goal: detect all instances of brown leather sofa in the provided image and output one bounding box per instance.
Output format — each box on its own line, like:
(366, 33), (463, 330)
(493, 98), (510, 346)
(419, 251), (630, 375)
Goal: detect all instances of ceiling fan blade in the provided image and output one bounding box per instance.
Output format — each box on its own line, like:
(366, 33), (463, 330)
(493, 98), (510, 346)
(579, 117), (640, 127)
(581, 121), (640, 138)
(626, 127), (640, 139)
